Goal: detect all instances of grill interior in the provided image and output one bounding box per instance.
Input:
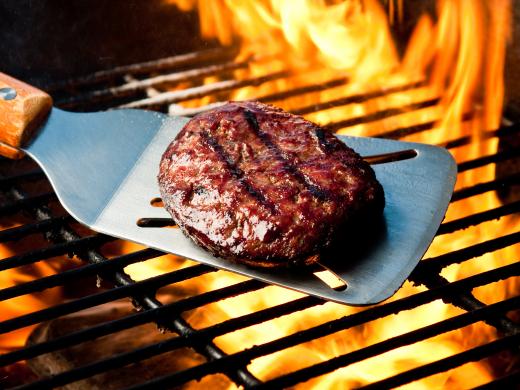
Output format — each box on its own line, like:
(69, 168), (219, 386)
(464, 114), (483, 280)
(0, 47), (519, 389)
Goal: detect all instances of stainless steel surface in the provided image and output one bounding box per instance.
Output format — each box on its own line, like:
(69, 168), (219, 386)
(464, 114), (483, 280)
(24, 107), (456, 305)
(0, 87), (16, 100)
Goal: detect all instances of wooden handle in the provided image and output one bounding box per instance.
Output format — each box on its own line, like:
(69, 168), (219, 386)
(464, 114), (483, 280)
(0, 73), (53, 159)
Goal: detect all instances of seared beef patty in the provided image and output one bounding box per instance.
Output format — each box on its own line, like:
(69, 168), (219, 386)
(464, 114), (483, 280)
(158, 101), (384, 268)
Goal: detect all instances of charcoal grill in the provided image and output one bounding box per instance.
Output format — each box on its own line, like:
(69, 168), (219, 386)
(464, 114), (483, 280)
(0, 47), (519, 389)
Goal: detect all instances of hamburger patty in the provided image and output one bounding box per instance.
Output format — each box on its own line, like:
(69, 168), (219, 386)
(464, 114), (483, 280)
(158, 101), (384, 268)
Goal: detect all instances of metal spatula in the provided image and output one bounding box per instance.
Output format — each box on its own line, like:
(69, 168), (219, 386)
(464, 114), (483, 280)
(0, 73), (456, 305)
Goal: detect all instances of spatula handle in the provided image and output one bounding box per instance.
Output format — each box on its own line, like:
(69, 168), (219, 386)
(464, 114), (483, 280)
(0, 73), (53, 159)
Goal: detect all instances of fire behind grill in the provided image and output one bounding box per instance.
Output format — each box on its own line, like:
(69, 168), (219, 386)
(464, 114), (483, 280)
(0, 48), (519, 389)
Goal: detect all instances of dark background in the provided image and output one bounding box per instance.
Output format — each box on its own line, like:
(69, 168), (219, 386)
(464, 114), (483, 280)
(0, 0), (517, 109)
(0, 0), (212, 85)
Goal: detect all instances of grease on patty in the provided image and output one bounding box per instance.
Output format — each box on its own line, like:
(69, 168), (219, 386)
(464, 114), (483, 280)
(158, 101), (384, 268)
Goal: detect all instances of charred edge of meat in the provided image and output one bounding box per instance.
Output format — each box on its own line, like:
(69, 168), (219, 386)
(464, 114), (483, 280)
(158, 101), (385, 268)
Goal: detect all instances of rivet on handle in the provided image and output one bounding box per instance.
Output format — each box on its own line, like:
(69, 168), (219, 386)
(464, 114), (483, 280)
(0, 87), (17, 100)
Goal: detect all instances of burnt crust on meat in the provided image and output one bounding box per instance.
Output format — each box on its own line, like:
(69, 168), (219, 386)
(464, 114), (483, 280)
(158, 101), (384, 268)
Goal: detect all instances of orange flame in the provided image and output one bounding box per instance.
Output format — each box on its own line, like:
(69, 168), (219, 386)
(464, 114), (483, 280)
(0, 235), (63, 353)
(161, 0), (516, 387)
(0, 1), (516, 388)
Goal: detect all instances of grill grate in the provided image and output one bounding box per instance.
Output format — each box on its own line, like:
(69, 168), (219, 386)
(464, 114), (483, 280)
(0, 48), (519, 389)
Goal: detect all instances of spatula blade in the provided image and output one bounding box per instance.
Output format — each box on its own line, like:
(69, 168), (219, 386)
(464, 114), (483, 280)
(24, 108), (187, 226)
(25, 108), (456, 305)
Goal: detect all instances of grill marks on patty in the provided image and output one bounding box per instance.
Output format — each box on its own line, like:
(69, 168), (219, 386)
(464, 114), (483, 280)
(243, 109), (332, 202)
(207, 108), (332, 218)
(158, 101), (385, 267)
(200, 129), (277, 214)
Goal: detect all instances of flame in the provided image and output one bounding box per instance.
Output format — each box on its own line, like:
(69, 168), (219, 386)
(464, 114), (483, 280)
(162, 0), (516, 387)
(0, 0), (516, 388)
(0, 231), (64, 353)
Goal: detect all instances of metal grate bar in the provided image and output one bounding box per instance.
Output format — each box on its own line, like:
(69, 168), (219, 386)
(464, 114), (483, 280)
(126, 291), (520, 389)
(458, 147), (520, 173)
(376, 112), (474, 140)
(451, 172), (520, 202)
(437, 200), (520, 235)
(1, 52), (518, 388)
(168, 76), (351, 117)
(167, 79), (428, 119)
(292, 81), (424, 116)
(358, 334), (520, 390)
(258, 77), (349, 103)
(0, 280), (273, 367)
(0, 216), (72, 242)
(0, 249), (162, 302)
(45, 47), (238, 91)
(13, 280), (266, 390)
(119, 70), (291, 109)
(439, 123), (520, 149)
(411, 232), (520, 337)
(0, 193), (57, 215)
(0, 234), (114, 272)
(100, 263), (519, 389)
(252, 297), (520, 389)
(15, 294), (316, 382)
(57, 59), (251, 109)
(416, 273), (519, 336)
(471, 371), (520, 390)
(0, 264), (214, 335)
(0, 137), (512, 386)
(168, 84), (431, 119)
(379, 120), (439, 139)
(1, 181), (263, 387)
(78, 259), (262, 386)
(415, 231), (520, 274)
(17, 262), (518, 390)
(324, 98), (440, 132)
(0, 170), (45, 188)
